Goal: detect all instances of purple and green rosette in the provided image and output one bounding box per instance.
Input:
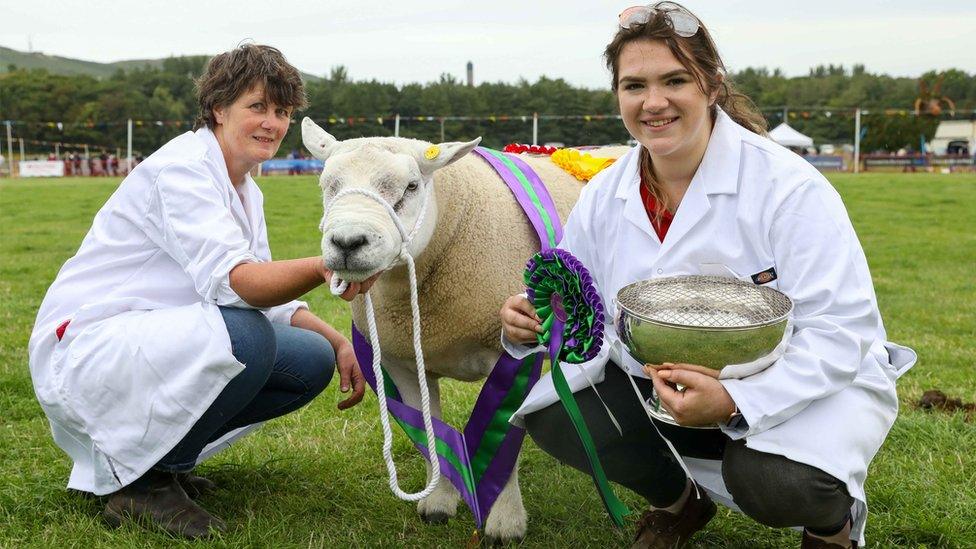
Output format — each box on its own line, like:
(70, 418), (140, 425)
(524, 248), (605, 363)
(524, 248), (630, 527)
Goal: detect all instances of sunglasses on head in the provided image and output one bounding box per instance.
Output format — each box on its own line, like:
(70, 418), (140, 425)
(618, 2), (700, 37)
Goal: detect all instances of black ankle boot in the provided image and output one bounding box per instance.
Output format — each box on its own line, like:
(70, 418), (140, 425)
(103, 469), (225, 539)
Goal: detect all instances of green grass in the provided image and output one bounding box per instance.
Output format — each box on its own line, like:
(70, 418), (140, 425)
(1, 173), (974, 548)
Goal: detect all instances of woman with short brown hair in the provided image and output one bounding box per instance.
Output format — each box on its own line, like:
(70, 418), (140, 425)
(28, 44), (375, 538)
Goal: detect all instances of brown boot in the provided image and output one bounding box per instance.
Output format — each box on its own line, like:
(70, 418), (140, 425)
(176, 472), (217, 499)
(103, 470), (225, 539)
(631, 489), (716, 549)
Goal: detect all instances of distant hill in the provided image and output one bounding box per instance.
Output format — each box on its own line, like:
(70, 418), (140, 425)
(0, 46), (321, 81)
(1, 46), (127, 78)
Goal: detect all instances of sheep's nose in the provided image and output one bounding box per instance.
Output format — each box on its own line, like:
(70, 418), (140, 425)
(331, 233), (368, 254)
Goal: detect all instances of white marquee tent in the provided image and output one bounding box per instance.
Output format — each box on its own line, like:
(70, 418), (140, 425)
(769, 123), (814, 148)
(930, 120), (975, 155)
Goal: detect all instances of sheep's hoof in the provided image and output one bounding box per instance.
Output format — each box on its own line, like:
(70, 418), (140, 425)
(420, 510), (450, 525)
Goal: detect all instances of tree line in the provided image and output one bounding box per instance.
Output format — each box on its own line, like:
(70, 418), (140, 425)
(1, 58), (973, 157)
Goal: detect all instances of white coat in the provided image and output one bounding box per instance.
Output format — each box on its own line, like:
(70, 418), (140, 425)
(28, 127), (306, 496)
(507, 109), (916, 544)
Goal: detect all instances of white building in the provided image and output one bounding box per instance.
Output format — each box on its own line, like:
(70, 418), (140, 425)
(930, 120), (976, 155)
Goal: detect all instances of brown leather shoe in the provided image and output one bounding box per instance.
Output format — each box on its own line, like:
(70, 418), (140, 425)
(801, 529), (857, 549)
(631, 489), (716, 549)
(103, 470), (225, 539)
(176, 472), (217, 499)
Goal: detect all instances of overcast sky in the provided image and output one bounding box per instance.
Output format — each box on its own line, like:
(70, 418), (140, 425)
(2, 0), (974, 89)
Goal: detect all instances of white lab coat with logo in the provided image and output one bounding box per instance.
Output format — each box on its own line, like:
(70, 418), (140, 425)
(507, 110), (916, 544)
(28, 127), (307, 496)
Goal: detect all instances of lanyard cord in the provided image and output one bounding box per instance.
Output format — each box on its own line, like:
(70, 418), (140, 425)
(324, 182), (439, 501)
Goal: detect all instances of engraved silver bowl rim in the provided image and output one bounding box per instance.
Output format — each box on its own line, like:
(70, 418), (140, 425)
(615, 276), (794, 332)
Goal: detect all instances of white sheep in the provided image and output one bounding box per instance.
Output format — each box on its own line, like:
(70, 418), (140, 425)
(301, 117), (625, 542)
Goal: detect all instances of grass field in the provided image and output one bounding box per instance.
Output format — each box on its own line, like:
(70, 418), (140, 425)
(1, 173), (974, 548)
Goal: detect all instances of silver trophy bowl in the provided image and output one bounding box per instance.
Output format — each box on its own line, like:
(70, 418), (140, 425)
(615, 275), (793, 427)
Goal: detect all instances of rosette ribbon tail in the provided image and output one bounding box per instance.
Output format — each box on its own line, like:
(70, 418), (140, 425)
(547, 295), (630, 527)
(526, 247), (630, 528)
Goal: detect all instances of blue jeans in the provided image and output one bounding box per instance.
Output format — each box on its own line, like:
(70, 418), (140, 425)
(155, 306), (335, 472)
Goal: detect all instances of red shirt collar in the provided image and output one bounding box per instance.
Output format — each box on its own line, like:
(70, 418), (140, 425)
(638, 173), (674, 242)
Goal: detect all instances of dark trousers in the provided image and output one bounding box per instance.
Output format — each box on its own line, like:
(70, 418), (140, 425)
(154, 307), (335, 472)
(524, 363), (853, 531)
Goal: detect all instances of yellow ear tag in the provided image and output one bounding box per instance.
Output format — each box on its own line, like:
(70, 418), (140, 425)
(424, 145), (441, 160)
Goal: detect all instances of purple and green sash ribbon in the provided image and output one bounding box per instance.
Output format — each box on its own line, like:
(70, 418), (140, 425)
(351, 147), (562, 527)
(472, 147), (563, 249)
(351, 328), (541, 528)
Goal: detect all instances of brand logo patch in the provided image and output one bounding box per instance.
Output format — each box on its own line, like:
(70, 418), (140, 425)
(751, 267), (777, 285)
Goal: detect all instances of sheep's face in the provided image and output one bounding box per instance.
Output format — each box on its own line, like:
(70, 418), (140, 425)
(317, 145), (433, 281)
(302, 118), (480, 282)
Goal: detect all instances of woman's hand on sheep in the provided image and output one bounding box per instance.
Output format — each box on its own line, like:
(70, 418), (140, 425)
(324, 270), (382, 302)
(335, 342), (367, 410)
(500, 294), (544, 345)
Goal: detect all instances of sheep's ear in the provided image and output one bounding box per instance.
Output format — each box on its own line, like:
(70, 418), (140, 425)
(417, 137), (482, 176)
(302, 117), (339, 161)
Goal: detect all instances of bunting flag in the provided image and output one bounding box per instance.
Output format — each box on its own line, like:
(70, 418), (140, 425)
(18, 138), (115, 149)
(4, 108), (972, 131)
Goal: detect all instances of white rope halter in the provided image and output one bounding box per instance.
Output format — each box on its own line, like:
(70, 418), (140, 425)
(323, 180), (440, 501)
